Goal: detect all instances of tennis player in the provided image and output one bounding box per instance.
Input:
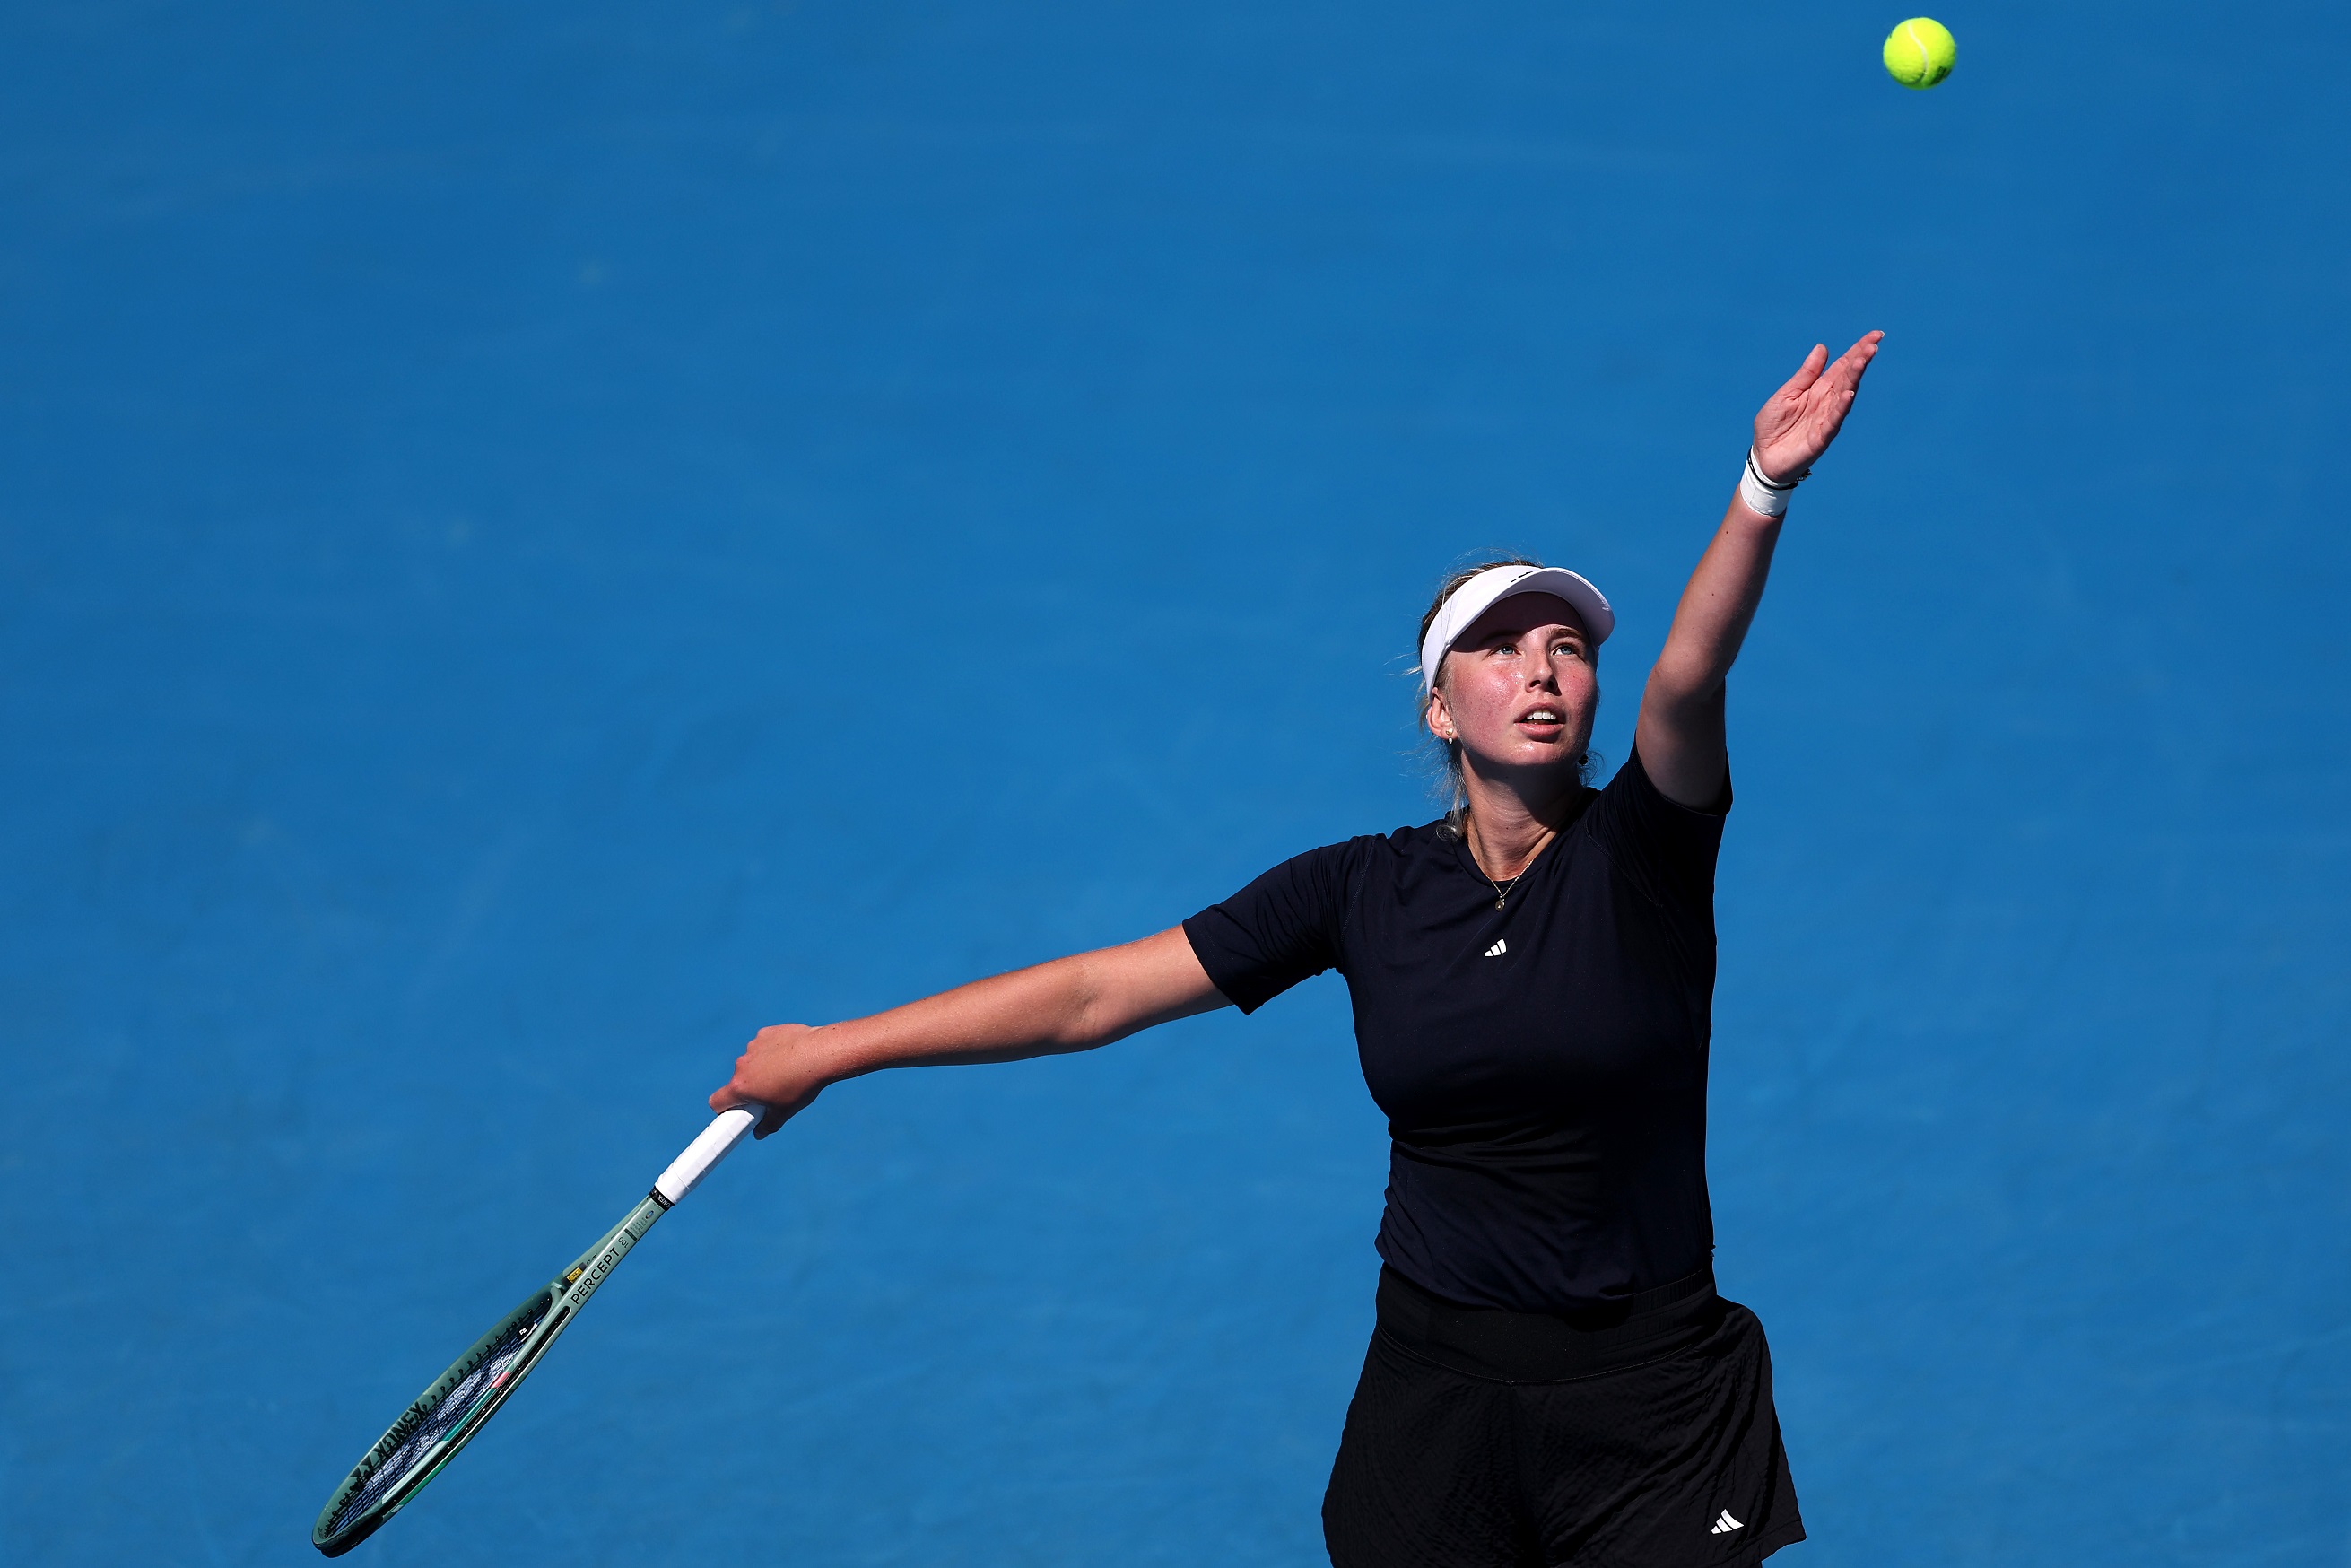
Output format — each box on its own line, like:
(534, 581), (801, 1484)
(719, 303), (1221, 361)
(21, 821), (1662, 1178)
(713, 331), (1882, 1567)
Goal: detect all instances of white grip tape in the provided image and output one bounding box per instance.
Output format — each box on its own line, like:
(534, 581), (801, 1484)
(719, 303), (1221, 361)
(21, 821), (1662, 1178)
(654, 1105), (762, 1205)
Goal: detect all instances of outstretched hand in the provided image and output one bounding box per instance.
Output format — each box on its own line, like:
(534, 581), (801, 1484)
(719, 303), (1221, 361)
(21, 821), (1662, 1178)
(1752, 331), (1883, 485)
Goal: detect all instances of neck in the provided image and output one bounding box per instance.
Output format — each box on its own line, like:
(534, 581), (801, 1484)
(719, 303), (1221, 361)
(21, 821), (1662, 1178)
(1458, 761), (1583, 881)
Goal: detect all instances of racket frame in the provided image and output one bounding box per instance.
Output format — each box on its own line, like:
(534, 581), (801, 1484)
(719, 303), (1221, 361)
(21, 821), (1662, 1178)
(310, 1189), (670, 1555)
(310, 1103), (758, 1555)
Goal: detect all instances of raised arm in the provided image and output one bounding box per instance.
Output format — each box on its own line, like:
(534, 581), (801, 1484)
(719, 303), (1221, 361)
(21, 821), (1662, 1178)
(709, 926), (1227, 1136)
(1635, 332), (1882, 807)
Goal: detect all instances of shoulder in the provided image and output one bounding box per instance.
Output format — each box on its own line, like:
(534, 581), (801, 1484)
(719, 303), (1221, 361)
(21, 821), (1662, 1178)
(1589, 748), (1730, 823)
(1288, 822), (1450, 882)
(1287, 821), (1452, 863)
(1213, 823), (1455, 919)
(1575, 748), (1730, 904)
(1207, 822), (1457, 915)
(1384, 819), (1457, 854)
(1367, 820), (1464, 877)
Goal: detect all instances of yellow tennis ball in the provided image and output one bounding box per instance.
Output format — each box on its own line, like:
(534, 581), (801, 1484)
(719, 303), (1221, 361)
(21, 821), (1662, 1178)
(1883, 17), (1956, 89)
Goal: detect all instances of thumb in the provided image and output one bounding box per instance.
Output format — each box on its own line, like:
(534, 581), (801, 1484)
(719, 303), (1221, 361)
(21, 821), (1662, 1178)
(1771, 344), (1829, 401)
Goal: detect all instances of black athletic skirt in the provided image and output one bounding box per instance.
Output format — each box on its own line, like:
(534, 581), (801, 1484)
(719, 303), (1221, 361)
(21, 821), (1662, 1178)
(1322, 1267), (1804, 1568)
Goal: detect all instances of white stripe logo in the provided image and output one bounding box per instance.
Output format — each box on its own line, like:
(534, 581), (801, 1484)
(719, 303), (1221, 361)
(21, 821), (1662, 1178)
(1710, 1510), (1744, 1535)
(1484, 938), (1507, 958)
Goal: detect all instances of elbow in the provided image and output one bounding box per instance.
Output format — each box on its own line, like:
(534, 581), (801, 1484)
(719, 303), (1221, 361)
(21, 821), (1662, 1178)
(1644, 661), (1728, 717)
(1039, 928), (1210, 1054)
(1049, 954), (1124, 1052)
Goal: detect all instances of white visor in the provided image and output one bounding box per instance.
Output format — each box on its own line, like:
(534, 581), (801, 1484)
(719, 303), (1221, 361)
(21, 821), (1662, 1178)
(1419, 564), (1614, 693)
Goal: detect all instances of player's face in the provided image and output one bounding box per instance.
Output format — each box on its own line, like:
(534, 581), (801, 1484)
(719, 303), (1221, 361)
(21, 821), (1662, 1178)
(1428, 592), (1598, 779)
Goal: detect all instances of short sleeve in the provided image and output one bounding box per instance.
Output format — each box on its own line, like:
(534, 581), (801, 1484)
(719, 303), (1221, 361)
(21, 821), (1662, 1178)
(1182, 841), (1359, 1014)
(1580, 748), (1730, 913)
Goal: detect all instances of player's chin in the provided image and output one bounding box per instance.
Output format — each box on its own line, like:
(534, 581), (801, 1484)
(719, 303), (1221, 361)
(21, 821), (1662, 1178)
(1485, 745), (1569, 776)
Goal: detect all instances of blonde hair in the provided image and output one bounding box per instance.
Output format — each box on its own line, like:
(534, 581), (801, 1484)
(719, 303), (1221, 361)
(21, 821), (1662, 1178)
(1415, 555), (1599, 837)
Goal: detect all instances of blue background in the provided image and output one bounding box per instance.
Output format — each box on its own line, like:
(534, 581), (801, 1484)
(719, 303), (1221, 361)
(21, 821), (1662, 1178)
(4, 3), (2347, 1564)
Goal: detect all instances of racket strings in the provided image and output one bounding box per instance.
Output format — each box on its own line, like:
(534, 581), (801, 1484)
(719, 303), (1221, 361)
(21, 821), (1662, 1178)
(327, 1302), (548, 1535)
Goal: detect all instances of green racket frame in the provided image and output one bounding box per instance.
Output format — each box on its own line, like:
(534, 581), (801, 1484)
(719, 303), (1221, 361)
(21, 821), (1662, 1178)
(311, 1106), (759, 1555)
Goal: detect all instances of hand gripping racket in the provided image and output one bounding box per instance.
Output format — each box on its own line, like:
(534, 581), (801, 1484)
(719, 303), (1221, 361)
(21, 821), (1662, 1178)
(311, 1105), (764, 1555)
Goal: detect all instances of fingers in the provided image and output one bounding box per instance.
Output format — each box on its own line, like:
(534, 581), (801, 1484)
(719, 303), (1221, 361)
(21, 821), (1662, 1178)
(1828, 330), (1884, 391)
(1786, 338), (1880, 446)
(1751, 331), (1885, 476)
(710, 1021), (823, 1137)
(1771, 343), (1831, 400)
(710, 1074), (796, 1137)
(1811, 332), (1885, 428)
(1785, 331), (1883, 403)
(707, 1085), (793, 1137)
(710, 1041), (762, 1111)
(1798, 331), (1885, 422)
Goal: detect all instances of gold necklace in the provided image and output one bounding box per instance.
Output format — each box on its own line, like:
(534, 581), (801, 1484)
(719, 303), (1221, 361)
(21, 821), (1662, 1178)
(1467, 826), (1554, 910)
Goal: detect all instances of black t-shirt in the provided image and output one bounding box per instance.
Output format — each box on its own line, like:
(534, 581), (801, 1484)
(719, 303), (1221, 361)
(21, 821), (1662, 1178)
(1183, 750), (1728, 1314)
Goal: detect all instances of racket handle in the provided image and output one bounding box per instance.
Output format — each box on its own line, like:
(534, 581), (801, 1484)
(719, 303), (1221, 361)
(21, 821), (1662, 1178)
(654, 1104), (764, 1206)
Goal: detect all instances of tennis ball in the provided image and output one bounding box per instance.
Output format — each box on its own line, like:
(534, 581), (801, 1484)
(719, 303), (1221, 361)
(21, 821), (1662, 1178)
(1882, 17), (1956, 89)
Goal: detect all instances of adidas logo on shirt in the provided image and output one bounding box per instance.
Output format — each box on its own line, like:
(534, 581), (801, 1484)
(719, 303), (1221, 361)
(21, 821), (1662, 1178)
(1709, 1511), (1744, 1536)
(1484, 938), (1507, 958)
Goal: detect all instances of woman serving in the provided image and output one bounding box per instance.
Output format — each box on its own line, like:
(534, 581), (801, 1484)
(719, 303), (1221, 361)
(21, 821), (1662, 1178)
(713, 331), (1882, 1568)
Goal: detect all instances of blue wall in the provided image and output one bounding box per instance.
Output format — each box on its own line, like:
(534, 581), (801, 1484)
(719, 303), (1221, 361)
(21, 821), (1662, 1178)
(4, 4), (2346, 1564)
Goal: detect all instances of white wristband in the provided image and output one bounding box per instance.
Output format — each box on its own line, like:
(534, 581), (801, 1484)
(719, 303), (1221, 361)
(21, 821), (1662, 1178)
(1738, 450), (1795, 518)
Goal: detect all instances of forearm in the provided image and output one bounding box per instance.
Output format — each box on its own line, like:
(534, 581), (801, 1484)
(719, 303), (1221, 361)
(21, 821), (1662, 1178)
(811, 947), (1146, 1082)
(714, 927), (1223, 1128)
(1632, 493), (1783, 806)
(1646, 495), (1783, 709)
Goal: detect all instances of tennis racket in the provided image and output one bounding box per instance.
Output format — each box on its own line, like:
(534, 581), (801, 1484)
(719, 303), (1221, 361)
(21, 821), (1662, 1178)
(310, 1103), (765, 1555)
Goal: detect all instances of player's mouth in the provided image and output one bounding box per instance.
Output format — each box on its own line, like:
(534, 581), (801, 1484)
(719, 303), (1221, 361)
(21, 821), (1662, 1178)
(1512, 706), (1566, 736)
